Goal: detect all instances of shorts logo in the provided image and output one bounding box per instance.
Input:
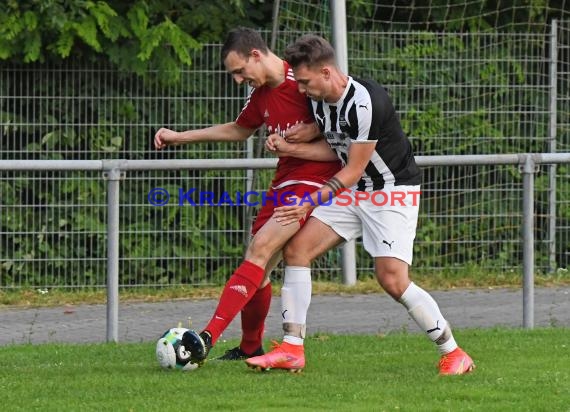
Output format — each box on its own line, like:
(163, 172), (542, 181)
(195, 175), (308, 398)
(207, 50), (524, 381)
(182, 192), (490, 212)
(230, 284), (248, 298)
(382, 240), (394, 250)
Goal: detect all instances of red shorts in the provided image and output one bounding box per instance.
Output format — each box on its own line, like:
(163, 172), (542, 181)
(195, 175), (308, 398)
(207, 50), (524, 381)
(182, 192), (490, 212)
(251, 183), (320, 235)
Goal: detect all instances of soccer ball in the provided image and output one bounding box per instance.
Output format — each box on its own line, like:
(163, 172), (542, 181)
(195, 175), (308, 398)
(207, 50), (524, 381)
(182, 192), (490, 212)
(155, 327), (200, 371)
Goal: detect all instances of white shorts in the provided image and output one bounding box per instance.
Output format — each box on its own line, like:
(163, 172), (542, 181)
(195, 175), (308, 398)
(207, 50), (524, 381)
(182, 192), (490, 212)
(311, 185), (420, 265)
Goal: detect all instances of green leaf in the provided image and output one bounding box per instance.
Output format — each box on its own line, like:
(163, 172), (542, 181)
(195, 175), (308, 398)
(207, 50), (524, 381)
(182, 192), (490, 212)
(1, 13), (24, 40)
(164, 22), (200, 66)
(87, 1), (118, 39)
(127, 3), (149, 39)
(72, 17), (101, 51)
(0, 38), (13, 59)
(22, 11), (38, 31)
(53, 28), (74, 57)
(23, 32), (42, 62)
(137, 23), (164, 61)
(41, 131), (57, 148)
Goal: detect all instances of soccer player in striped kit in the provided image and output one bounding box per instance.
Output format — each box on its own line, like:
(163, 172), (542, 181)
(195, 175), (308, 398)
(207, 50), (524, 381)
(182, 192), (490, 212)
(246, 34), (475, 375)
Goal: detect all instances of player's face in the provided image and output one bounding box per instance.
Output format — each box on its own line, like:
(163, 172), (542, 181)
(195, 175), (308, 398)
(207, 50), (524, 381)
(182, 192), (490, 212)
(292, 64), (329, 101)
(224, 50), (264, 88)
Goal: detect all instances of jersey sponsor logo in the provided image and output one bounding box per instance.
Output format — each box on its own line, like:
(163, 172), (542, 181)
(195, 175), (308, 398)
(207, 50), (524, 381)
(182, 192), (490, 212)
(324, 131), (347, 141)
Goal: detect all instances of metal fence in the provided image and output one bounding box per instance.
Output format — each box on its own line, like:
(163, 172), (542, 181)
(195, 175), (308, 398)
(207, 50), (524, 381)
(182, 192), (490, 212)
(3, 153), (570, 340)
(1, 26), (569, 291)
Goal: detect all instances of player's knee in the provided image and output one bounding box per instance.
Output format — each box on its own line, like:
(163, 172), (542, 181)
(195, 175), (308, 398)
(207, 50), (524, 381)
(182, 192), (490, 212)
(378, 279), (407, 300)
(282, 239), (305, 265)
(245, 233), (279, 266)
(375, 267), (409, 300)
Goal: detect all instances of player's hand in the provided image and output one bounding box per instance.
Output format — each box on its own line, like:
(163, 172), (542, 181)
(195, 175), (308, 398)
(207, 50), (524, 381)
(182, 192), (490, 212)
(265, 133), (293, 156)
(154, 128), (180, 150)
(283, 122), (320, 143)
(265, 133), (281, 152)
(273, 196), (314, 226)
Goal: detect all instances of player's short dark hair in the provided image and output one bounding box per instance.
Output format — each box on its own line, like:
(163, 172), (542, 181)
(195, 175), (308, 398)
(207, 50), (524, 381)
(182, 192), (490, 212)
(284, 34), (336, 69)
(221, 27), (269, 61)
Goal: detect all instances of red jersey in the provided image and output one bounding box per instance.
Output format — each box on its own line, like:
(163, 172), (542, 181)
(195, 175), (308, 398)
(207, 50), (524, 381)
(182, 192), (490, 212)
(236, 61), (341, 189)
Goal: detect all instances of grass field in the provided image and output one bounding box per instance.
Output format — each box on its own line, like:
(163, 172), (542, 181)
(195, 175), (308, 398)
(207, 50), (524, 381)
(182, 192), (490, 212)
(1, 328), (568, 411)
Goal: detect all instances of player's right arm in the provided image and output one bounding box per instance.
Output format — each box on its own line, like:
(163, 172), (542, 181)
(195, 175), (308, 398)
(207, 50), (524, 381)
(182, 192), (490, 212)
(265, 134), (338, 162)
(154, 122), (254, 150)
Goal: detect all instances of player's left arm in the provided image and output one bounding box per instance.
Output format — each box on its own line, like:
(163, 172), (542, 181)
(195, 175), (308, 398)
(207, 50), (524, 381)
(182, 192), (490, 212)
(273, 141), (376, 225)
(332, 141), (376, 187)
(282, 122), (321, 143)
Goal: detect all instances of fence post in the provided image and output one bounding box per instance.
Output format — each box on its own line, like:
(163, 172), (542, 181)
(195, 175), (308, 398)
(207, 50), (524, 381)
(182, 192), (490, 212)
(103, 167), (124, 342)
(520, 154), (538, 329)
(548, 19), (558, 272)
(331, 0), (357, 286)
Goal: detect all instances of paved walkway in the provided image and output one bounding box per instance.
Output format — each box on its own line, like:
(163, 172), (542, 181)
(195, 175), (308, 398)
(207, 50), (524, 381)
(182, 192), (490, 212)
(1, 287), (569, 346)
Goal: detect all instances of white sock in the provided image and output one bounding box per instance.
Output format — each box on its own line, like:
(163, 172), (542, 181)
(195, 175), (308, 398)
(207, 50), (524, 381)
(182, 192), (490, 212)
(399, 282), (458, 355)
(281, 266), (312, 346)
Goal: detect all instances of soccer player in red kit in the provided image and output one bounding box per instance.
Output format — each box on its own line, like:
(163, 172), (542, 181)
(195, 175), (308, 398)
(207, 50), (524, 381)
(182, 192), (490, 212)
(154, 27), (341, 363)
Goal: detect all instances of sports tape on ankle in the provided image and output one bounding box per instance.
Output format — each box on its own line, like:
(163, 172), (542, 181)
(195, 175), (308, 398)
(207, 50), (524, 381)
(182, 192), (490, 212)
(283, 322), (306, 339)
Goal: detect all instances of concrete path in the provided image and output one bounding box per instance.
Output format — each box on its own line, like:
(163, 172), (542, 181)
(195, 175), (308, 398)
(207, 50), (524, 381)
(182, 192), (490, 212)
(1, 287), (569, 346)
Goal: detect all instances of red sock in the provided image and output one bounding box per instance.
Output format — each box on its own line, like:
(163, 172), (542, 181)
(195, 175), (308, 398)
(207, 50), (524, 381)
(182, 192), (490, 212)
(239, 282), (272, 354)
(203, 260), (264, 345)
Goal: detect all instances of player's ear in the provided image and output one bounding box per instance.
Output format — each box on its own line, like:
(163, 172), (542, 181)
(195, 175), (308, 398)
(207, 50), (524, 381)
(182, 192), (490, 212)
(321, 66), (331, 79)
(250, 49), (262, 61)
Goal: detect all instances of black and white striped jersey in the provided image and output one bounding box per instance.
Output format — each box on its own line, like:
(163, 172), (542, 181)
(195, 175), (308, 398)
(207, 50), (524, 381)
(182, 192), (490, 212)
(311, 76), (421, 191)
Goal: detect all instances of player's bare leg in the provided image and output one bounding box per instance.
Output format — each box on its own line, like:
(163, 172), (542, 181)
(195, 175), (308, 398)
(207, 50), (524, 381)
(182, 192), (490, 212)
(243, 217), (300, 268)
